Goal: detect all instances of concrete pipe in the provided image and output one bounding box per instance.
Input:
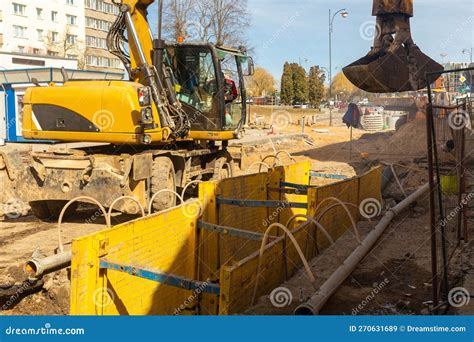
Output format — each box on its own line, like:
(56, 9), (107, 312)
(295, 183), (429, 315)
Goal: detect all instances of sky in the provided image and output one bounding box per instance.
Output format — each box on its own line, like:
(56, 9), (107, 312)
(149, 0), (474, 80)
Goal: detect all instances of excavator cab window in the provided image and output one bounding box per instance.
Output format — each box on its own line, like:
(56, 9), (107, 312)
(168, 45), (224, 132)
(166, 44), (248, 133)
(217, 49), (245, 130)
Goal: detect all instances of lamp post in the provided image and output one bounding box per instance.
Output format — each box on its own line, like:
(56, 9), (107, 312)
(329, 8), (348, 126)
(462, 48), (473, 63)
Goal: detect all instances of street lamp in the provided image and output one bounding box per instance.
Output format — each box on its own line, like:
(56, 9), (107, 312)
(462, 48), (473, 63)
(329, 8), (348, 126)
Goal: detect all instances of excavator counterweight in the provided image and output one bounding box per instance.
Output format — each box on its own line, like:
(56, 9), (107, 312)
(343, 0), (443, 93)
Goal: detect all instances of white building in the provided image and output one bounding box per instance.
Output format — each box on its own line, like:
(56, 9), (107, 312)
(0, 51), (78, 69)
(0, 0), (85, 61)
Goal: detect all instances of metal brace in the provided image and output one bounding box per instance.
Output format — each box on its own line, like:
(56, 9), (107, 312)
(310, 171), (349, 180)
(216, 198), (307, 209)
(99, 260), (220, 295)
(198, 221), (278, 241)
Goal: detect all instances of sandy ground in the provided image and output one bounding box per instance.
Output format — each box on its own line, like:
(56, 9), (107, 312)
(0, 111), (471, 315)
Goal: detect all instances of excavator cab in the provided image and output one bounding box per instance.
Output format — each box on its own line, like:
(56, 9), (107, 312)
(343, 0), (443, 93)
(165, 44), (253, 135)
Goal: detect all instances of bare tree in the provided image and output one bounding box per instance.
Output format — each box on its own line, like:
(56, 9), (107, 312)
(44, 26), (86, 69)
(201, 0), (249, 46)
(163, 0), (250, 47)
(163, 0), (196, 41)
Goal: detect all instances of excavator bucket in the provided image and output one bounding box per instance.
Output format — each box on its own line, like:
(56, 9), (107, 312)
(343, 45), (443, 93)
(343, 0), (443, 93)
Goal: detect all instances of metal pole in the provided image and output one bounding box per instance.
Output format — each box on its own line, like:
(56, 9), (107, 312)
(430, 93), (450, 306)
(349, 126), (353, 158)
(329, 9), (333, 126)
(425, 88), (439, 313)
(461, 102), (468, 241)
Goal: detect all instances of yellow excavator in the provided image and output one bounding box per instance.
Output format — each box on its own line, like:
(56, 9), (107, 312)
(15, 0), (440, 220)
(17, 0), (254, 218)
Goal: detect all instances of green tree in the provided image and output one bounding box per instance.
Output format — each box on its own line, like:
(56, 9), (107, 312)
(307, 66), (326, 107)
(280, 62), (294, 105)
(292, 63), (308, 104)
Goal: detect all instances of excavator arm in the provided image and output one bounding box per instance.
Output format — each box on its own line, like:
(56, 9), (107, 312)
(109, 0), (189, 138)
(343, 0), (443, 93)
(110, 0), (154, 78)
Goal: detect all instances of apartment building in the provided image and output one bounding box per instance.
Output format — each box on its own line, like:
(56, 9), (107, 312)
(0, 0), (124, 72)
(84, 0), (123, 72)
(0, 0), (85, 60)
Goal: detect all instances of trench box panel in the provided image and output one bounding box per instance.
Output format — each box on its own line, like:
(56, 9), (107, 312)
(70, 201), (199, 315)
(219, 166), (382, 314)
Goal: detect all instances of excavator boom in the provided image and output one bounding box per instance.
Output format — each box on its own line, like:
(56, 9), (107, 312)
(343, 0), (443, 93)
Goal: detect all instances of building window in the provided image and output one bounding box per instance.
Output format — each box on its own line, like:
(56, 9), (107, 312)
(66, 0), (75, 5)
(33, 48), (41, 55)
(51, 31), (59, 42)
(86, 55), (97, 66)
(66, 34), (77, 44)
(13, 3), (26, 16)
(47, 50), (59, 57)
(13, 25), (27, 38)
(37, 29), (43, 41)
(51, 11), (58, 22)
(67, 54), (78, 59)
(85, 17), (112, 31)
(86, 55), (122, 69)
(85, 0), (119, 15)
(66, 14), (77, 25)
(36, 8), (43, 19)
(17, 46), (24, 53)
(86, 35), (107, 49)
